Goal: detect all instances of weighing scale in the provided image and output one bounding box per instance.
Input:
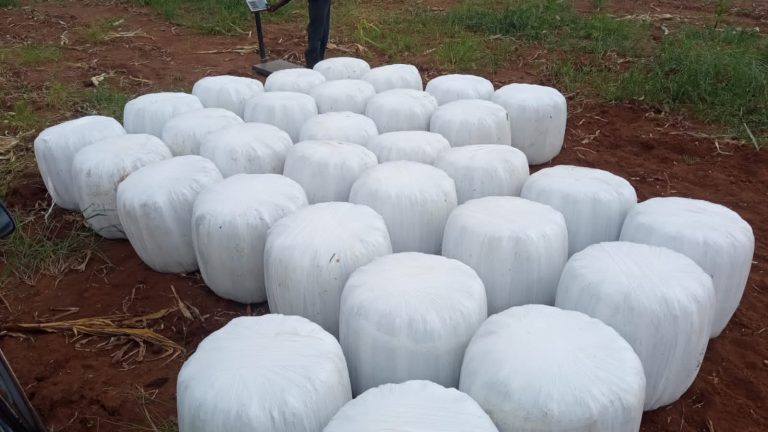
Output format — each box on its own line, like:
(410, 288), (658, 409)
(246, 0), (303, 76)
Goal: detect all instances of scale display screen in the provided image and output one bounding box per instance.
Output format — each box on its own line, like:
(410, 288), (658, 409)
(246, 0), (269, 12)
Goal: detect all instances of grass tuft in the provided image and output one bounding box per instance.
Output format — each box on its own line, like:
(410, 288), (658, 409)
(0, 44), (63, 66)
(0, 0), (19, 8)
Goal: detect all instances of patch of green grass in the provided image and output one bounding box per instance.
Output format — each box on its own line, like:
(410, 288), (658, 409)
(81, 16), (125, 44)
(132, 0), (250, 35)
(436, 37), (486, 71)
(83, 85), (132, 119)
(0, 44), (63, 66)
(571, 13), (647, 57)
(1, 100), (42, 135)
(449, 0), (574, 41)
(0, 0), (19, 8)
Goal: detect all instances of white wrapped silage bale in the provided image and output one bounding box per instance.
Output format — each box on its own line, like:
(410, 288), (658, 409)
(265, 202), (392, 337)
(620, 197), (755, 337)
(199, 123), (293, 177)
(191, 75), (264, 118)
(324, 380), (498, 432)
(460, 305), (646, 432)
(492, 84), (567, 165)
(363, 64), (423, 92)
(434, 145), (529, 204)
(192, 174), (308, 304)
(429, 99), (511, 147)
(314, 57), (371, 80)
(299, 112), (379, 146)
(116, 156), (222, 273)
(349, 161), (457, 253)
(555, 242), (715, 410)
(283, 140), (377, 204)
(243, 91), (318, 142)
(340, 253), (487, 395)
(442, 197), (568, 314)
(177, 314), (352, 432)
(521, 165), (637, 256)
(33, 115), (126, 210)
(123, 92), (203, 137)
(161, 108), (243, 156)
(425, 74), (495, 105)
(365, 89), (438, 134)
(366, 131), (450, 164)
(265, 68), (326, 93)
(310, 79), (377, 114)
(72, 134), (172, 239)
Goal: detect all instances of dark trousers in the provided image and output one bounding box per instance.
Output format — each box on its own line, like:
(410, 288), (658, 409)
(306, 0), (331, 68)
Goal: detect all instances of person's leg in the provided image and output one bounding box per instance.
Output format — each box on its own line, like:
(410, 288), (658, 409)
(318, 0), (331, 62)
(306, 0), (326, 68)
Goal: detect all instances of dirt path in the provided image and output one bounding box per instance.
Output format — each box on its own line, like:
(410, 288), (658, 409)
(1, 1), (766, 431)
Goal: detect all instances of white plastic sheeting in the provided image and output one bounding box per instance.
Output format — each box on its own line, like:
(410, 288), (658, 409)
(265, 202), (392, 337)
(283, 141), (377, 204)
(310, 79), (377, 114)
(365, 89), (438, 133)
(192, 174), (308, 304)
(430, 99), (511, 147)
(324, 380), (498, 432)
(521, 165), (637, 256)
(117, 156), (222, 273)
(434, 145), (529, 204)
(199, 123), (293, 177)
(340, 253), (487, 395)
(177, 315), (352, 432)
(363, 64), (423, 92)
(123, 92), (203, 137)
(265, 68), (327, 94)
(460, 305), (646, 432)
(72, 134), (172, 239)
(425, 74), (495, 105)
(443, 197), (568, 314)
(555, 242), (715, 410)
(314, 57), (371, 80)
(349, 161), (457, 253)
(243, 92), (318, 142)
(34, 115), (126, 210)
(191, 75), (264, 118)
(161, 108), (243, 156)
(299, 112), (379, 146)
(620, 197), (754, 337)
(366, 131), (450, 164)
(492, 84), (567, 165)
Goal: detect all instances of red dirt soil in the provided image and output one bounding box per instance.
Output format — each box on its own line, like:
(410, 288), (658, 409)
(1, 1), (766, 431)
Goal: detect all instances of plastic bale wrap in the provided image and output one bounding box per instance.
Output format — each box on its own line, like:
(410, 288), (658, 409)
(620, 197), (754, 337)
(365, 89), (438, 134)
(521, 165), (637, 256)
(492, 84), (567, 165)
(363, 64), (423, 92)
(324, 380), (498, 432)
(310, 79), (377, 114)
(33, 115), (126, 210)
(161, 108), (243, 156)
(200, 123), (293, 177)
(123, 92), (203, 137)
(349, 161), (457, 253)
(314, 57), (371, 80)
(459, 305), (646, 432)
(430, 99), (511, 147)
(299, 112), (379, 146)
(425, 74), (495, 105)
(366, 131), (450, 164)
(283, 140), (378, 204)
(443, 197), (568, 314)
(244, 91), (318, 142)
(117, 156), (223, 273)
(177, 315), (352, 432)
(265, 202), (392, 337)
(192, 174), (308, 304)
(340, 253), (487, 395)
(265, 68), (327, 94)
(434, 145), (529, 204)
(191, 75), (264, 117)
(555, 242), (715, 410)
(72, 134), (172, 239)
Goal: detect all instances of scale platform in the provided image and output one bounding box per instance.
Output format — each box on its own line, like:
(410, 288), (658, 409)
(252, 59), (303, 76)
(248, 4), (303, 76)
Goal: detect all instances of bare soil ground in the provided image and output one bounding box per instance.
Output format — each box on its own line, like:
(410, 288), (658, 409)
(1, 1), (766, 431)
